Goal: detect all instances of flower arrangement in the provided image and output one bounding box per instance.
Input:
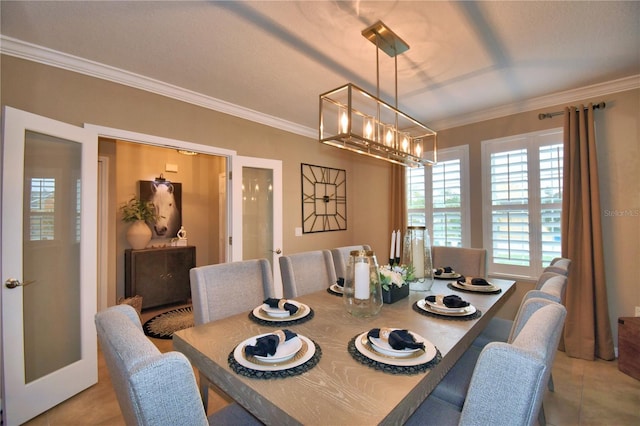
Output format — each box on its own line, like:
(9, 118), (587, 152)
(378, 264), (415, 291)
(119, 197), (159, 223)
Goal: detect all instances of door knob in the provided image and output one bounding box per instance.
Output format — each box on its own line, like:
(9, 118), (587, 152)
(5, 278), (36, 289)
(272, 249), (282, 254)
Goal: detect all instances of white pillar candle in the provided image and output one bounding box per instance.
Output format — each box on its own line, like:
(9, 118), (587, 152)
(396, 230), (401, 259)
(354, 262), (370, 299)
(412, 239), (425, 278)
(390, 230), (396, 260)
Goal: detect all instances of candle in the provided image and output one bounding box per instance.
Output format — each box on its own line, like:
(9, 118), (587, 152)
(396, 230), (401, 260)
(412, 238), (425, 278)
(389, 230), (396, 260)
(354, 262), (370, 299)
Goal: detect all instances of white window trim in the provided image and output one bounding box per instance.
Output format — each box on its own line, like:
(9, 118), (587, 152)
(481, 128), (563, 280)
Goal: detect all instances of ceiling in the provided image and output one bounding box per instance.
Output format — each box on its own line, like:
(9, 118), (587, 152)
(1, 1), (639, 133)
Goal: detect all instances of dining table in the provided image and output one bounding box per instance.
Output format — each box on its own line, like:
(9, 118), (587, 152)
(173, 277), (515, 425)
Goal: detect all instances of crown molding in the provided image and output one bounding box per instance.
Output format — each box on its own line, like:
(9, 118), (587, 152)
(2, 35), (638, 136)
(0, 36), (317, 139)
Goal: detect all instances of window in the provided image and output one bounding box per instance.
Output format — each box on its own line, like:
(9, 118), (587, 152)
(406, 146), (470, 247)
(30, 177), (56, 241)
(482, 128), (563, 278)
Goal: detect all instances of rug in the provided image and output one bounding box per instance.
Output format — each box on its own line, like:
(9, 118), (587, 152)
(143, 306), (194, 339)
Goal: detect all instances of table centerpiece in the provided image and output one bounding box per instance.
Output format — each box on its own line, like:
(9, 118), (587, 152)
(379, 264), (413, 304)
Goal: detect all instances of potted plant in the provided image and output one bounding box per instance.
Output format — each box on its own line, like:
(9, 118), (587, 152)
(119, 197), (158, 249)
(379, 264), (413, 304)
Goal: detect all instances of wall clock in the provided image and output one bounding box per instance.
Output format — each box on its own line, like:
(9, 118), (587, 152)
(301, 163), (346, 233)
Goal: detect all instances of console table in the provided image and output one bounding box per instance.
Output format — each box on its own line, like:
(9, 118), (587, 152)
(125, 246), (196, 310)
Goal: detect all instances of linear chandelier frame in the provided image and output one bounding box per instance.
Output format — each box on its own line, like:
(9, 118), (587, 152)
(319, 21), (437, 167)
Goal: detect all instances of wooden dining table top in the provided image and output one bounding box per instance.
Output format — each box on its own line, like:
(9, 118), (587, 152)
(173, 278), (515, 426)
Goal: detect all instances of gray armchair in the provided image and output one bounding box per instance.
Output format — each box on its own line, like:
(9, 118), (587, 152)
(431, 246), (488, 278)
(279, 249), (337, 298)
(95, 305), (260, 425)
(330, 244), (371, 281)
(405, 301), (567, 426)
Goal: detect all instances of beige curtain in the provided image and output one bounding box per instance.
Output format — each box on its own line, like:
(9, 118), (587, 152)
(390, 163), (407, 236)
(560, 104), (615, 361)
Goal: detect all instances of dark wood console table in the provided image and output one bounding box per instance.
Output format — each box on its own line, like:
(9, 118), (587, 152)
(125, 246), (196, 310)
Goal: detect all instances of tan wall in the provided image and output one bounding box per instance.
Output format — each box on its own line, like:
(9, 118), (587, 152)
(2, 55), (638, 344)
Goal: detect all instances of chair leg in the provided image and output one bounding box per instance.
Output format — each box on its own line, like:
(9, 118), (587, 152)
(199, 372), (209, 413)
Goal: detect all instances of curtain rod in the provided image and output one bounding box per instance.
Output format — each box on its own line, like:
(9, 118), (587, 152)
(538, 102), (606, 120)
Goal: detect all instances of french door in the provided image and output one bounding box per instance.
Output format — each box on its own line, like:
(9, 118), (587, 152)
(1, 107), (98, 425)
(232, 156), (283, 296)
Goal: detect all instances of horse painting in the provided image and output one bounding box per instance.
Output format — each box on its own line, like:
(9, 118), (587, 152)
(140, 180), (182, 240)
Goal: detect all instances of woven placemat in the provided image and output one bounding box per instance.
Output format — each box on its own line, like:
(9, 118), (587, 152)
(326, 287), (343, 297)
(347, 335), (441, 375)
(447, 282), (502, 295)
(248, 308), (315, 327)
(412, 301), (482, 321)
(228, 340), (322, 379)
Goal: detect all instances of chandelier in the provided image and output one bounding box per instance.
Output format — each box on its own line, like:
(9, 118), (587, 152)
(319, 21), (437, 167)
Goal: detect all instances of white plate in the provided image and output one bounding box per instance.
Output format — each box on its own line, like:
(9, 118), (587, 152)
(252, 335), (303, 363)
(368, 329), (424, 357)
(252, 301), (310, 322)
(451, 280), (498, 292)
(355, 331), (437, 366)
(234, 334), (315, 371)
(424, 299), (468, 313)
(330, 284), (344, 294)
(416, 299), (477, 317)
(261, 304), (291, 318)
(433, 270), (462, 280)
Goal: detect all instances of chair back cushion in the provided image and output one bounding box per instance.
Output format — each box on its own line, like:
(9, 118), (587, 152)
(95, 305), (207, 426)
(431, 246), (487, 277)
(190, 259), (274, 325)
(280, 249), (337, 298)
(459, 302), (566, 426)
(330, 245), (371, 280)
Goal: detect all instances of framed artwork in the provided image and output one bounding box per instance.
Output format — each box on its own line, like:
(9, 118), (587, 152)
(301, 163), (346, 233)
(139, 179), (182, 240)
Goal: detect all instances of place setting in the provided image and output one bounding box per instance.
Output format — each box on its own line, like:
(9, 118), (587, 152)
(327, 277), (344, 297)
(448, 276), (502, 294)
(413, 294), (482, 321)
(249, 297), (315, 326)
(228, 329), (322, 379)
(348, 327), (441, 374)
(433, 266), (462, 280)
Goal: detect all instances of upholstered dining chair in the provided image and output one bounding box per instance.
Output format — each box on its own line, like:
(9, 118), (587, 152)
(473, 274), (568, 350)
(330, 244), (371, 281)
(190, 258), (275, 410)
(279, 249), (337, 298)
(544, 257), (571, 276)
(95, 305), (260, 425)
(431, 246), (488, 278)
(405, 301), (567, 426)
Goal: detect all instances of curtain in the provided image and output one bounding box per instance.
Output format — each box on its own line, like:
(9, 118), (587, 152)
(560, 103), (615, 361)
(389, 163), (406, 236)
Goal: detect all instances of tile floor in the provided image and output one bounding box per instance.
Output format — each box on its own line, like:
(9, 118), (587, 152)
(23, 306), (640, 426)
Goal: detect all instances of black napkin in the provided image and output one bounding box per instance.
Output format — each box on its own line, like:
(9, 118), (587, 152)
(367, 328), (425, 351)
(425, 294), (470, 308)
(470, 278), (490, 286)
(244, 329), (298, 357)
(263, 297), (299, 315)
(435, 266), (454, 276)
(336, 277), (344, 287)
